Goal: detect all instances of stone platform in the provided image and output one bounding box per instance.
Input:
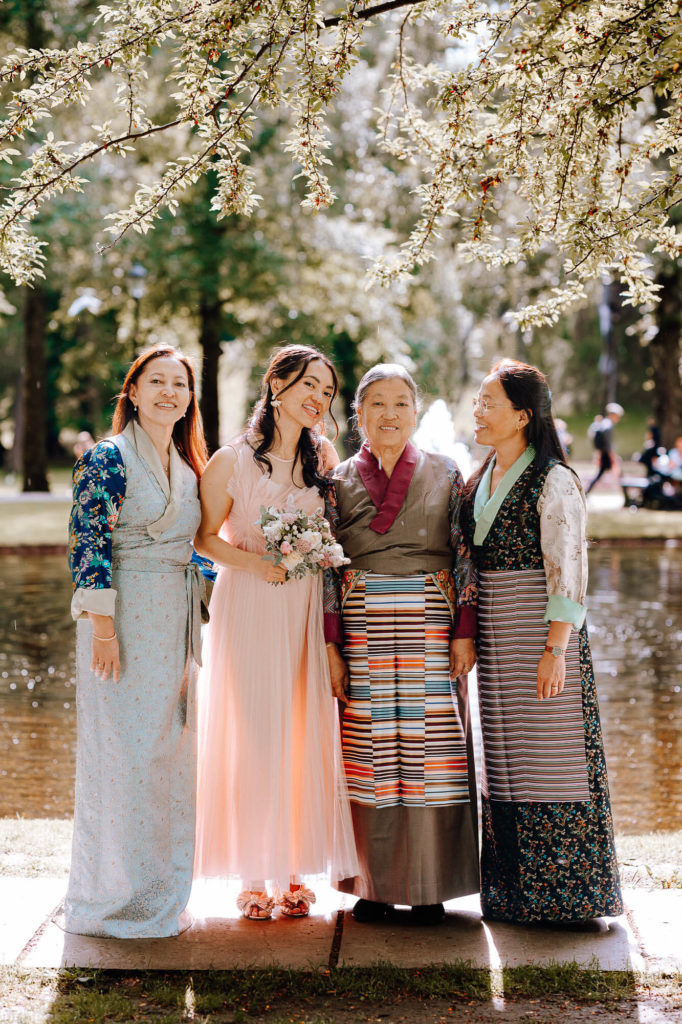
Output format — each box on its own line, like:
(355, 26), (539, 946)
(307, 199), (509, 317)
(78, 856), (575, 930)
(3, 879), (680, 975)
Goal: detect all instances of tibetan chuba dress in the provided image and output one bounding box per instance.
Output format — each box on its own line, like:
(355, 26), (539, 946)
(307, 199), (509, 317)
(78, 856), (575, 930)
(325, 441), (480, 907)
(461, 447), (623, 922)
(64, 421), (204, 937)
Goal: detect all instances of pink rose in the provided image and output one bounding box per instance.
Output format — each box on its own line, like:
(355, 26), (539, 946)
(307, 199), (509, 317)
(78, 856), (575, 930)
(280, 540), (293, 555)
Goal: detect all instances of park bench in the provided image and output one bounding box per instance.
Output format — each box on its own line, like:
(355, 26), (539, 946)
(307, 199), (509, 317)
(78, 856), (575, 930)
(620, 476), (648, 508)
(620, 473), (682, 510)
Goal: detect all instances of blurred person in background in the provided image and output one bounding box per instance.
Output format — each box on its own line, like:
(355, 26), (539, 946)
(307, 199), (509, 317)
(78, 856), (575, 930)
(585, 402), (624, 495)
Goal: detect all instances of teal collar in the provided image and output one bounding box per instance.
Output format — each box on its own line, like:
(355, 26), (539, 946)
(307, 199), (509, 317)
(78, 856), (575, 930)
(473, 445), (536, 545)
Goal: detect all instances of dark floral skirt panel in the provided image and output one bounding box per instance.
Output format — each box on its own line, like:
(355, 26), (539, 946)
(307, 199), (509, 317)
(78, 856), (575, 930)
(480, 627), (623, 922)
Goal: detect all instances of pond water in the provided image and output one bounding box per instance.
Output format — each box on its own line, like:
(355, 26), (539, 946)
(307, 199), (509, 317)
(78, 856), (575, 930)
(1, 548), (681, 833)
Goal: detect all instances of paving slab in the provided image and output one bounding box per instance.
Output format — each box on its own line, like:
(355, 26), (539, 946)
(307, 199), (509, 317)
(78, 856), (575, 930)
(0, 877), (66, 965)
(23, 913), (337, 970)
(5, 880), (677, 974)
(22, 879), (340, 970)
(338, 894), (643, 972)
(624, 888), (682, 973)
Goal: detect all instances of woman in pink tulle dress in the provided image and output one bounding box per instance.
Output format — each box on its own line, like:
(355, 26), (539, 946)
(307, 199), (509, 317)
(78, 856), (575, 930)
(194, 346), (358, 919)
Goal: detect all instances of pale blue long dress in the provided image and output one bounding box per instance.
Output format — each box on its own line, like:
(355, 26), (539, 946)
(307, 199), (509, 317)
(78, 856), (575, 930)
(64, 422), (203, 938)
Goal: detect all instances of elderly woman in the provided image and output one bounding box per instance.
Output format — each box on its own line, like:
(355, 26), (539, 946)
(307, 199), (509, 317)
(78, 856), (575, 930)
(325, 364), (479, 925)
(461, 359), (623, 924)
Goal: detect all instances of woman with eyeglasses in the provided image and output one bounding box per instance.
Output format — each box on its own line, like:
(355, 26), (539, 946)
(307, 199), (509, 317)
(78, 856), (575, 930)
(461, 359), (622, 925)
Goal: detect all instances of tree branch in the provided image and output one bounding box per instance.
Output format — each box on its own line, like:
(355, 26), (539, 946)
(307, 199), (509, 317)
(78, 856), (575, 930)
(322, 0), (423, 30)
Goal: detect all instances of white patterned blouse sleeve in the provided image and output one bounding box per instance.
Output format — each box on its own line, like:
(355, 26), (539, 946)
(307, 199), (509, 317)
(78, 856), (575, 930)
(538, 464), (588, 629)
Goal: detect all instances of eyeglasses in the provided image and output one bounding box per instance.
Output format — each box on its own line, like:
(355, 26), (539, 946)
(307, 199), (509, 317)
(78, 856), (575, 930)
(472, 396), (507, 414)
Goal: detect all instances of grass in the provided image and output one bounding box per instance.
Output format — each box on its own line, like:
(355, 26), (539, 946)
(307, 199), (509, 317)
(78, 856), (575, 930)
(0, 501), (70, 548)
(3, 962), (672, 1024)
(500, 960), (636, 999)
(0, 466), (73, 498)
(0, 819), (72, 878)
(617, 832), (682, 890)
(2, 819), (682, 888)
(2, 817), (681, 1022)
(586, 507), (682, 540)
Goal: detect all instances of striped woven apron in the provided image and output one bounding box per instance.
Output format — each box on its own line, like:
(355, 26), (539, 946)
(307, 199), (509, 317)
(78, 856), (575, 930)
(341, 571), (470, 808)
(477, 568), (589, 803)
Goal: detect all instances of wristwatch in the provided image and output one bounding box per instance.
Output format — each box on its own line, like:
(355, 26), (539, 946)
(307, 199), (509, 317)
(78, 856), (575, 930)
(544, 644), (565, 658)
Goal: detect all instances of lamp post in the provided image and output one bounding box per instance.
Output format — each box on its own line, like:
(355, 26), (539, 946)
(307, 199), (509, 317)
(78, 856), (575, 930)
(128, 262), (147, 359)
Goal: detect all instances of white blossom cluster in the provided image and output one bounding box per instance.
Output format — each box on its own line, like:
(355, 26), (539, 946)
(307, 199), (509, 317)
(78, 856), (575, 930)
(376, 0), (682, 324)
(1, 0), (680, 324)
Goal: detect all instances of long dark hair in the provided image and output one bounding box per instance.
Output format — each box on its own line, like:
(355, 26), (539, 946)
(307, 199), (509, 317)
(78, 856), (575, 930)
(466, 359), (566, 495)
(112, 344), (208, 479)
(247, 345), (339, 497)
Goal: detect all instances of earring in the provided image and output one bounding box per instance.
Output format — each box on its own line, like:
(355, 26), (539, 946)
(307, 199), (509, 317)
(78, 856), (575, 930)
(270, 396), (281, 409)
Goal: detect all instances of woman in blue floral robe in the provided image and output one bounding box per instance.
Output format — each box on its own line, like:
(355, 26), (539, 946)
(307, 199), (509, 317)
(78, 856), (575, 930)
(64, 345), (208, 938)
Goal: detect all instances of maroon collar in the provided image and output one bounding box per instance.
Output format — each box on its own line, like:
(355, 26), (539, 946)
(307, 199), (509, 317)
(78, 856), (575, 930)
(355, 440), (419, 534)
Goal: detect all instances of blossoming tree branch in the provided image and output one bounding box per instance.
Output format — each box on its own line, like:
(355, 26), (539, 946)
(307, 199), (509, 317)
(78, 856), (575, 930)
(1, 0), (681, 324)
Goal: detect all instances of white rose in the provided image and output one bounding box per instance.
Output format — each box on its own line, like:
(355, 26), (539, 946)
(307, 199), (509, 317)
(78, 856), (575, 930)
(327, 543), (349, 567)
(282, 551), (305, 571)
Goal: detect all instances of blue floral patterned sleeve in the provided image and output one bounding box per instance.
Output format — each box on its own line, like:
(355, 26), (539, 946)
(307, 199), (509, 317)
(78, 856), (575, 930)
(190, 549), (217, 582)
(68, 442), (126, 595)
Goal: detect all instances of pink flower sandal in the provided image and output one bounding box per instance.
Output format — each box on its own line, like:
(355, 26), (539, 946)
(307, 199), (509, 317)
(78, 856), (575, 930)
(278, 885), (316, 918)
(236, 890), (275, 921)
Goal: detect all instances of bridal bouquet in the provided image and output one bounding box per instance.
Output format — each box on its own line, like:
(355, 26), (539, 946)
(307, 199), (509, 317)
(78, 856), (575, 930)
(259, 499), (349, 582)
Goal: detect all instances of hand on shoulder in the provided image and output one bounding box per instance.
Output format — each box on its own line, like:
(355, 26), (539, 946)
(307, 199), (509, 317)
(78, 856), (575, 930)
(320, 435), (340, 473)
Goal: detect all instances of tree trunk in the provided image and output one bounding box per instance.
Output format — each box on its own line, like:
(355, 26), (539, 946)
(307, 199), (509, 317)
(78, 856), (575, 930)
(651, 258), (682, 449)
(21, 285), (50, 491)
(15, 3), (49, 491)
(649, 94), (682, 448)
(598, 278), (626, 408)
(331, 330), (361, 456)
(199, 296), (222, 455)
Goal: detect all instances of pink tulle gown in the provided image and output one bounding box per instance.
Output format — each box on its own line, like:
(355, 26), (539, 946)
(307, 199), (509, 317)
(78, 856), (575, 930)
(195, 441), (359, 890)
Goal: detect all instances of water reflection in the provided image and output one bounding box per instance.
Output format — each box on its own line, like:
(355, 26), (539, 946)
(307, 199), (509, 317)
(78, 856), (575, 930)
(0, 549), (681, 832)
(587, 546), (682, 833)
(0, 554), (76, 817)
